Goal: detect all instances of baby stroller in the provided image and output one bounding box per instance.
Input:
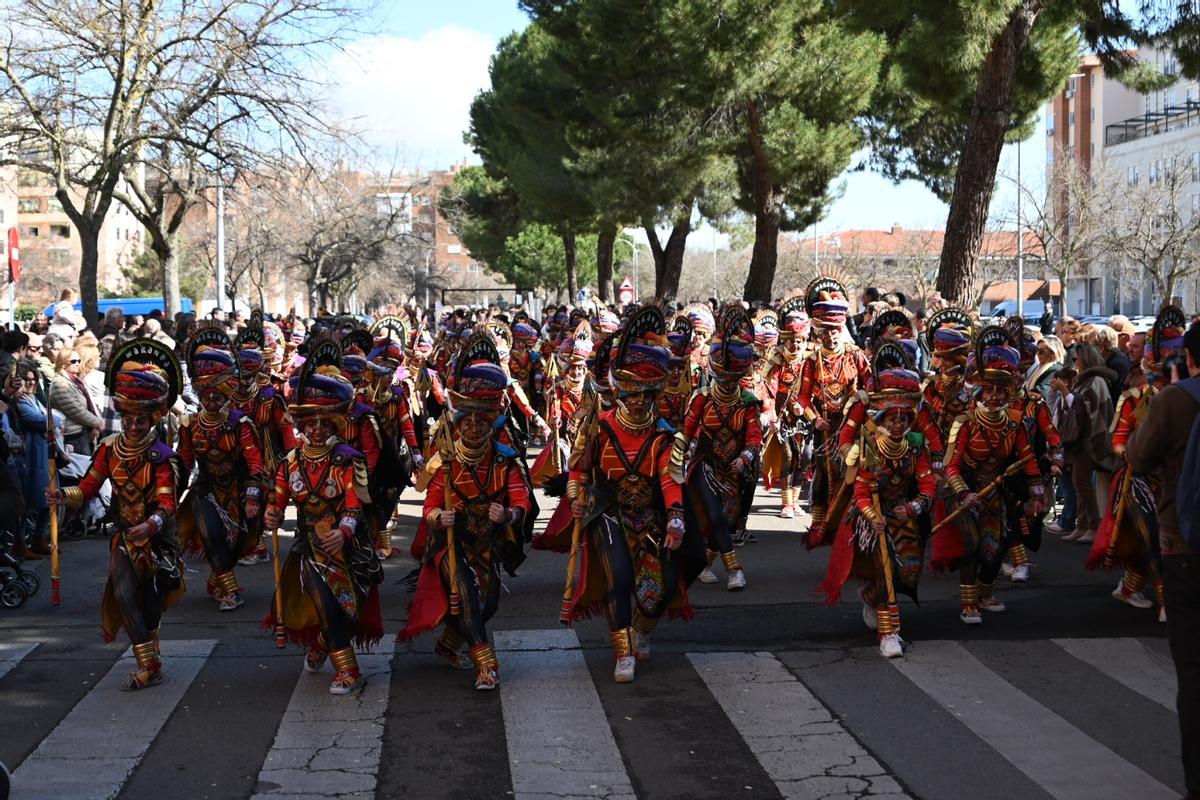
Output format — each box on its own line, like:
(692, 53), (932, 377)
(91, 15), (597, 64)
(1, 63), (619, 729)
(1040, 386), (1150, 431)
(56, 449), (110, 540)
(0, 528), (39, 608)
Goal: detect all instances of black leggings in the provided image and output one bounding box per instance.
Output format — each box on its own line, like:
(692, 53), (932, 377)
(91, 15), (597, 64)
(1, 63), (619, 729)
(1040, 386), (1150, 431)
(199, 494), (244, 575)
(437, 544), (500, 649)
(593, 515), (634, 631)
(300, 558), (355, 652)
(108, 548), (164, 645)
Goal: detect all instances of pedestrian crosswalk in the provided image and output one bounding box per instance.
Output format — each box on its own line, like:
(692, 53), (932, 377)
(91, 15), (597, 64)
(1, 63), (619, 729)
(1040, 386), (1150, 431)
(0, 633), (1184, 800)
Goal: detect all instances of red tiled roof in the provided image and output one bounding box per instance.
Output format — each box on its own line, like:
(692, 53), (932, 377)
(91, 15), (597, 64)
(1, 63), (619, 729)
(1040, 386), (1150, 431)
(784, 226), (1044, 260)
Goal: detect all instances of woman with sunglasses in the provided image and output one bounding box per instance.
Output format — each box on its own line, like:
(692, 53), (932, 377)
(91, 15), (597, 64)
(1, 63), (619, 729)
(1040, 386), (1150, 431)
(49, 347), (102, 456)
(15, 359), (58, 555)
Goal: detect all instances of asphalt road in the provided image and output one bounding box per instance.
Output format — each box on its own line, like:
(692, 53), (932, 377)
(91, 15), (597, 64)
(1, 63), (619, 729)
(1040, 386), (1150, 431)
(0, 482), (1184, 800)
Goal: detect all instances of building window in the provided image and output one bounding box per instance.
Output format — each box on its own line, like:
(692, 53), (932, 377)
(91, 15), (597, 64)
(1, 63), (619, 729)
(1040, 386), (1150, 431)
(1047, 113), (1055, 134)
(468, 262), (481, 274)
(17, 198), (40, 214)
(1091, 107), (1095, 122)
(46, 197), (64, 214)
(1069, 111), (1075, 125)
(1150, 160), (1160, 184)
(1090, 143), (1095, 157)
(19, 225), (39, 238)
(50, 224), (70, 238)
(48, 249), (68, 266)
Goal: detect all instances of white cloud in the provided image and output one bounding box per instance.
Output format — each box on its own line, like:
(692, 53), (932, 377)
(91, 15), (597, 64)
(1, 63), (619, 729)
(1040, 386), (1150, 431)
(326, 26), (496, 170)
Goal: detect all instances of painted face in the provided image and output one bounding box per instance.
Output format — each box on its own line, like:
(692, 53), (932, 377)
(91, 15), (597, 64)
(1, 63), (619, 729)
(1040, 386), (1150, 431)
(980, 383), (1010, 411)
(567, 364), (586, 382)
(301, 417), (336, 445)
(882, 409), (912, 438)
(122, 411), (154, 441)
(818, 328), (836, 349)
(667, 363), (685, 385)
(199, 389), (227, 414)
(458, 412), (493, 447)
(619, 391), (653, 418)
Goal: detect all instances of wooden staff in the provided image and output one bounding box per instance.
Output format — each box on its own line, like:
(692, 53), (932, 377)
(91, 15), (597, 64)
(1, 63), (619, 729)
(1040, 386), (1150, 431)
(46, 390), (60, 607)
(433, 414), (460, 616)
(560, 408), (597, 625)
(872, 492), (897, 610)
(932, 454), (1035, 534)
(268, 487), (286, 648)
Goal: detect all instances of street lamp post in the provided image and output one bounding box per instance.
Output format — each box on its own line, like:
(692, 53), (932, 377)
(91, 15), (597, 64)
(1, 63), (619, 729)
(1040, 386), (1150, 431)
(215, 95), (226, 311)
(1017, 140), (1024, 319)
(615, 236), (639, 301)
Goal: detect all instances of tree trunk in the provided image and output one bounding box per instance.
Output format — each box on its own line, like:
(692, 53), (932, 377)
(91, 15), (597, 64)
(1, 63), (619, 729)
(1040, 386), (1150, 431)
(77, 225), (101, 330)
(743, 101), (783, 304)
(645, 219), (691, 301)
(935, 0), (1042, 305)
(158, 233), (181, 318)
(562, 231), (578, 300)
(596, 223), (616, 302)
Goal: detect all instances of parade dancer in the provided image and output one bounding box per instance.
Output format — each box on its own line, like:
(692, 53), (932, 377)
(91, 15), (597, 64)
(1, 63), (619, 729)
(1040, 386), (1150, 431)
(48, 339), (186, 690)
(231, 313), (297, 564)
(262, 337), (382, 695)
(657, 316), (693, 431)
(794, 278), (870, 548)
(1005, 320), (1064, 583)
(818, 367), (935, 658)
(673, 304), (762, 586)
(762, 298), (811, 518)
(546, 305), (698, 683)
(939, 328), (1045, 624)
(1089, 306), (1186, 618)
(177, 325), (266, 611)
(683, 302), (715, 389)
(401, 332), (531, 691)
(365, 318), (424, 558)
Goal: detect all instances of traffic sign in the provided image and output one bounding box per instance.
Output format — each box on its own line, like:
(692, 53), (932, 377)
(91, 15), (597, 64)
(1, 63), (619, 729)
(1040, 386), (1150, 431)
(7, 227), (18, 282)
(618, 276), (635, 304)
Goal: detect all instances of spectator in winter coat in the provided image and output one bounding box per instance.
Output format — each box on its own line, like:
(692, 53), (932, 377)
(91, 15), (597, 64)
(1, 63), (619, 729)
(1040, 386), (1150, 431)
(49, 347), (101, 456)
(1126, 322), (1200, 800)
(1062, 344), (1117, 545)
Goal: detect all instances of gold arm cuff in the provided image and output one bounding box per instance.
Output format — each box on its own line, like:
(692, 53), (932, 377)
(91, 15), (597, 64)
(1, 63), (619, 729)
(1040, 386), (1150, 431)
(424, 508), (442, 527)
(948, 476), (969, 495)
(62, 486), (85, 508)
(566, 480), (585, 501)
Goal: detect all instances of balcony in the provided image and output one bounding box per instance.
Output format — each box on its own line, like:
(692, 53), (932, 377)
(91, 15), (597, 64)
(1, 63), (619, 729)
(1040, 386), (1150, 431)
(1106, 101), (1200, 146)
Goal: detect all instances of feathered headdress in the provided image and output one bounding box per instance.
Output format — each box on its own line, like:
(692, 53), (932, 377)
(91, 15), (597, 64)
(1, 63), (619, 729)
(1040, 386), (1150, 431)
(709, 303), (756, 381)
(804, 276), (850, 330)
(975, 325), (1021, 384)
(611, 304), (670, 394)
(186, 321), (238, 395)
(106, 338), (182, 417)
(289, 333), (354, 421)
(448, 331), (508, 415)
(1146, 305), (1188, 375)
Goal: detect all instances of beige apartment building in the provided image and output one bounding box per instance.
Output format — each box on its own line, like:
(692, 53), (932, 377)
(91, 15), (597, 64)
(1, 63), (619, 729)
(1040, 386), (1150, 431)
(14, 167), (143, 304)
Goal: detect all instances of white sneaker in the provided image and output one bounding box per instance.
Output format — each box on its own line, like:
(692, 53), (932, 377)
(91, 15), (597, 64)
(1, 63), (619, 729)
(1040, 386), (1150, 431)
(613, 655), (636, 683)
(1112, 586), (1153, 609)
(879, 633), (904, 659)
(217, 592), (244, 612)
(1010, 564), (1030, 583)
(779, 506), (795, 519)
(726, 569), (747, 591)
(859, 585), (878, 628)
(1159, 606), (1167, 623)
(1001, 562), (1014, 577)
(960, 607), (982, 625)
(979, 594), (1006, 613)
(698, 568), (718, 584)
(633, 630), (650, 660)
(1044, 520), (1067, 535)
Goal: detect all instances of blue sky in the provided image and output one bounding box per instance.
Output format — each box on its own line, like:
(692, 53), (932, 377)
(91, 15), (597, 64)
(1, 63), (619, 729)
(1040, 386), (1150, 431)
(334, 1), (1047, 236)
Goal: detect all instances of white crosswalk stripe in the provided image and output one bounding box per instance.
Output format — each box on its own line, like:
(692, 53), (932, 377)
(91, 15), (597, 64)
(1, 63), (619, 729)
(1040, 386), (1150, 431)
(689, 650), (911, 800)
(496, 628), (636, 800)
(891, 640), (1178, 800)
(1052, 637), (1178, 712)
(251, 638), (396, 800)
(1, 633), (1185, 800)
(0, 642), (37, 681)
(10, 639), (216, 800)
